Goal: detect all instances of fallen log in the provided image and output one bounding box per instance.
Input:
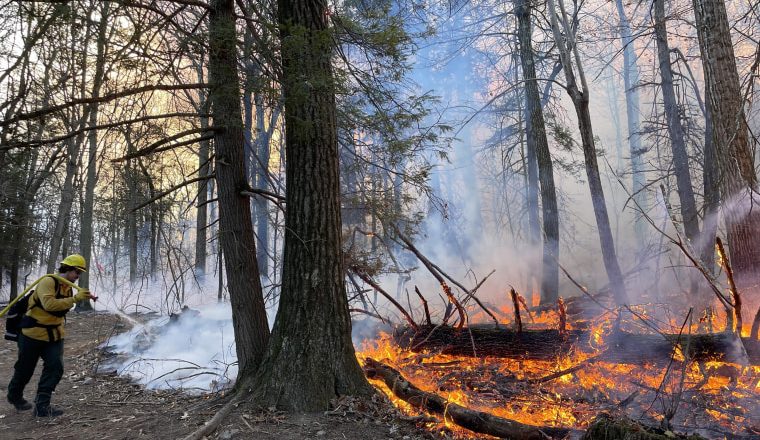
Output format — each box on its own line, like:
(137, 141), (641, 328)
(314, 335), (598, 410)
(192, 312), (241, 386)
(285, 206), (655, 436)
(363, 357), (569, 440)
(394, 325), (760, 365)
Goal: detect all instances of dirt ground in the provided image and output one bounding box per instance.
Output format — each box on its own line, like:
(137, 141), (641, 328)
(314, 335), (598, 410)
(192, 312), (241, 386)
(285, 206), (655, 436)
(0, 312), (435, 440)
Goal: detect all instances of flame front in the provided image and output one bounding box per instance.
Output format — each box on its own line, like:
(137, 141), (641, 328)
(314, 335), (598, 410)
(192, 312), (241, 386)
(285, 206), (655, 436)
(358, 307), (760, 438)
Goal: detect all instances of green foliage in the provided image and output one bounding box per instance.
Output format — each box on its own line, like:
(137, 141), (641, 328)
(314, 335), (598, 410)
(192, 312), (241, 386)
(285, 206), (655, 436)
(330, 0), (452, 275)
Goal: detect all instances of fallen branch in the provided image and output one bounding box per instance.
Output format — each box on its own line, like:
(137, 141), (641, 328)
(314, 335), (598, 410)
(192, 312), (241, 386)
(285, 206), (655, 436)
(350, 268), (418, 330)
(181, 394), (242, 440)
(392, 226), (499, 325)
(364, 358), (569, 439)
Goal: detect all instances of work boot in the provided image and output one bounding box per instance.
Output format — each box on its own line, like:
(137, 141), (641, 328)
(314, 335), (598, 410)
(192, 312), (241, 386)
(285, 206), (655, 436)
(33, 405), (64, 417)
(7, 397), (32, 411)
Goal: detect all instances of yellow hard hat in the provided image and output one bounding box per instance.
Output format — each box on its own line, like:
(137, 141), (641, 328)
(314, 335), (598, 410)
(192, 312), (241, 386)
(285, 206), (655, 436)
(61, 254), (87, 271)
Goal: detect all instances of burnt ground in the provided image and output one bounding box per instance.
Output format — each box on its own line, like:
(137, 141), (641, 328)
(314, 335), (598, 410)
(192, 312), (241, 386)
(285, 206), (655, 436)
(0, 312), (435, 440)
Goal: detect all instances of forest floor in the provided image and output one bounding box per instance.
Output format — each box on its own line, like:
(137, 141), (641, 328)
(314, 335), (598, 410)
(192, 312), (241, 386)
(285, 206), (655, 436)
(0, 311), (435, 440)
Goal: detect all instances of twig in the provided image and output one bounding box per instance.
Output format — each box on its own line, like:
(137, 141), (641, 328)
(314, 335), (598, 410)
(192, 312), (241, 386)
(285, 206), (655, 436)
(528, 354), (602, 384)
(350, 268), (418, 330)
(414, 286), (432, 325)
(557, 262), (614, 314)
(392, 226), (499, 325)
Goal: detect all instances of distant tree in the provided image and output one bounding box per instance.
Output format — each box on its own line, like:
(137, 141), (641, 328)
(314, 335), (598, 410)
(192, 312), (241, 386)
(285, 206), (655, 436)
(515, 0), (559, 304)
(547, 0), (628, 305)
(614, 0), (648, 242)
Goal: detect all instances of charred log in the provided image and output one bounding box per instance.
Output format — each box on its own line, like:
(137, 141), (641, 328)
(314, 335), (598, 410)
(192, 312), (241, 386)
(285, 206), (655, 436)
(582, 413), (705, 440)
(395, 325), (590, 360)
(363, 357), (569, 440)
(395, 325), (760, 365)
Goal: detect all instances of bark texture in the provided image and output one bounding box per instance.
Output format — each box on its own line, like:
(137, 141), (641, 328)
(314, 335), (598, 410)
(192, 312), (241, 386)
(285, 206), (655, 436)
(516, 0), (560, 304)
(208, 0), (270, 378)
(692, 0), (760, 287)
(249, 0), (372, 410)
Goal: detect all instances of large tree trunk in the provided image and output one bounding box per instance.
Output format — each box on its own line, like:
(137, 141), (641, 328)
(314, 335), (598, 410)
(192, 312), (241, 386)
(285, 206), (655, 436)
(547, 0), (628, 305)
(208, 0), (270, 378)
(516, 0), (560, 304)
(615, 0), (648, 240)
(250, 0), (372, 410)
(692, 0), (760, 289)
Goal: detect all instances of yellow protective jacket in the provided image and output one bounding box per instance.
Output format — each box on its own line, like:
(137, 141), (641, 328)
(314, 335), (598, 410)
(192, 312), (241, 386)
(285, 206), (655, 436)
(21, 275), (77, 342)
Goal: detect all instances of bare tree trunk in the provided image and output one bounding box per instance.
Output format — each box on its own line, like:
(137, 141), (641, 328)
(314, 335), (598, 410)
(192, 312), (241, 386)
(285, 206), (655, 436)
(78, 0), (111, 311)
(47, 5), (95, 274)
(207, 0), (270, 378)
(253, 80), (272, 278)
(653, 0), (700, 244)
(516, 0), (560, 304)
(547, 0), (628, 305)
(195, 57), (210, 275)
(701, 96), (719, 275)
(692, 0), (760, 288)
(126, 131), (139, 282)
(250, 0), (373, 410)
(615, 0), (648, 240)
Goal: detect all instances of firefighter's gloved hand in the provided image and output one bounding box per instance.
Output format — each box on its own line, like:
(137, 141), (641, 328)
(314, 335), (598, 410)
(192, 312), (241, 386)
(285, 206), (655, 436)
(74, 289), (92, 302)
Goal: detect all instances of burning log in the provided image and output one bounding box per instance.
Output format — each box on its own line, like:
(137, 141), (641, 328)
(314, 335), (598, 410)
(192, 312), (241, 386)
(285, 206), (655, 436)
(394, 325), (760, 365)
(363, 357), (570, 440)
(395, 324), (590, 360)
(582, 413), (705, 440)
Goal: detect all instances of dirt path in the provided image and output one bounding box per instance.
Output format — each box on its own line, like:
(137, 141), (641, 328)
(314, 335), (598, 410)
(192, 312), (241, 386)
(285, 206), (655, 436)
(0, 312), (433, 440)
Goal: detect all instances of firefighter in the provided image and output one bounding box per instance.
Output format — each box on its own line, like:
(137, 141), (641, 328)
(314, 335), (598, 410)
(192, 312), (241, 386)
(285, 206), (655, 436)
(6, 254), (93, 417)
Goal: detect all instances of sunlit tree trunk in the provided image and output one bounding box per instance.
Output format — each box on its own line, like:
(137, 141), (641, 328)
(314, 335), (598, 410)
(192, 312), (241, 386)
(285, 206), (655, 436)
(250, 0), (372, 410)
(548, 0), (628, 305)
(208, 0), (270, 378)
(692, 0), (760, 288)
(516, 0), (560, 304)
(615, 0), (648, 240)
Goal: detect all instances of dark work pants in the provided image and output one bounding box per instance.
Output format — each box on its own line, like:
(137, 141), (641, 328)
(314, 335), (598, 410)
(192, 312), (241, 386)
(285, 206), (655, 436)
(7, 334), (64, 408)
